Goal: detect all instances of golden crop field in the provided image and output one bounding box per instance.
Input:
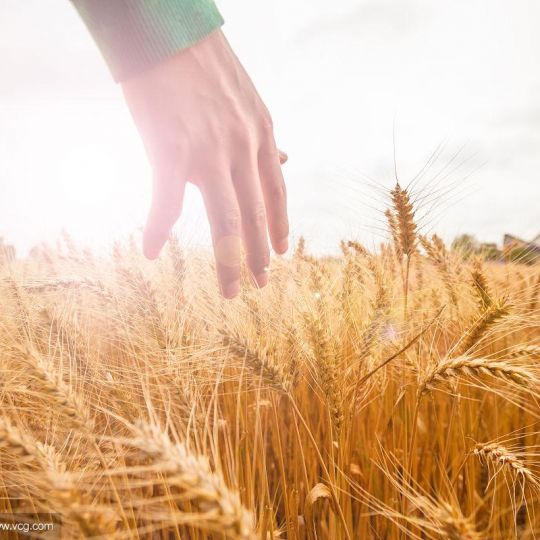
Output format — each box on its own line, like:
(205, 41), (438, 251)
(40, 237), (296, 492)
(0, 185), (539, 539)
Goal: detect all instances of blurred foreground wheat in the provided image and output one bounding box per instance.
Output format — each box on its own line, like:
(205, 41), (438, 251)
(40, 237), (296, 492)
(0, 186), (539, 539)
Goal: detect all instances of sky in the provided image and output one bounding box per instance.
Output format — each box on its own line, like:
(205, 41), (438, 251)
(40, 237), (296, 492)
(0, 0), (539, 255)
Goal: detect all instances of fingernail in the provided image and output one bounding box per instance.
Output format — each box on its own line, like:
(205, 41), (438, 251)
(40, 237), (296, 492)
(255, 271), (268, 288)
(143, 230), (165, 260)
(143, 244), (160, 260)
(222, 280), (241, 299)
(275, 238), (288, 255)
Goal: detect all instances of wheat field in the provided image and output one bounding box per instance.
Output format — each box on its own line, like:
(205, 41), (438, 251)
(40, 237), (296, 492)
(0, 185), (539, 539)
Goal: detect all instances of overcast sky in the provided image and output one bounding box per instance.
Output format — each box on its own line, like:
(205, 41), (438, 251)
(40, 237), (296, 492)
(0, 0), (539, 255)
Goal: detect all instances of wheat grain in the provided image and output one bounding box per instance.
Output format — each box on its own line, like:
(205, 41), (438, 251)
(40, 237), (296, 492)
(0, 418), (37, 461)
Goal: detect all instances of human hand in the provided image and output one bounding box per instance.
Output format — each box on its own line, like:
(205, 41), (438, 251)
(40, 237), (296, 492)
(121, 30), (288, 298)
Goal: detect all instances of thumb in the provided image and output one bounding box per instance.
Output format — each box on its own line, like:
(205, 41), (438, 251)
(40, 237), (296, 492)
(143, 169), (186, 260)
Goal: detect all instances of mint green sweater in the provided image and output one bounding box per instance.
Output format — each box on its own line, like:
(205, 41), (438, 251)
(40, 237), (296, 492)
(71, 0), (224, 82)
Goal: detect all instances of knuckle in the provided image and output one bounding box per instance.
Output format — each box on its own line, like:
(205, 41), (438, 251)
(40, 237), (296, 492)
(200, 124), (227, 151)
(259, 250), (270, 268)
(165, 118), (190, 147)
(256, 106), (274, 140)
(232, 126), (252, 147)
(222, 208), (242, 234)
(269, 181), (287, 204)
(260, 118), (274, 139)
(248, 203), (267, 229)
(248, 245), (270, 270)
(258, 139), (278, 163)
(259, 105), (274, 130)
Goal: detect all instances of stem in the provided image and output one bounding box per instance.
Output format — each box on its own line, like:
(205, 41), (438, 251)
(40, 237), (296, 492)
(403, 255), (411, 320)
(357, 306), (445, 387)
(406, 398), (420, 478)
(289, 397), (352, 540)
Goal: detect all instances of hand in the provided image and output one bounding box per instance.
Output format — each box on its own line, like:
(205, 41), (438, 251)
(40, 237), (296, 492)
(121, 30), (289, 299)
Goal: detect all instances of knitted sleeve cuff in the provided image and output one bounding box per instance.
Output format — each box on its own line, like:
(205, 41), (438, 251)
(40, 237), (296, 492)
(71, 0), (224, 82)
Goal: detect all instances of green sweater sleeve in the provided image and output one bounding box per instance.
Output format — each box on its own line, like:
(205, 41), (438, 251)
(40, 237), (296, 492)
(71, 0), (224, 82)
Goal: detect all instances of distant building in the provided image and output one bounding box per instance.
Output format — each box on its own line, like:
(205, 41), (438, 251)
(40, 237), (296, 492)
(503, 233), (540, 251)
(503, 233), (540, 263)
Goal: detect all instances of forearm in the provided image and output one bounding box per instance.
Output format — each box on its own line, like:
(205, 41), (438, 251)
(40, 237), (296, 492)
(71, 0), (224, 82)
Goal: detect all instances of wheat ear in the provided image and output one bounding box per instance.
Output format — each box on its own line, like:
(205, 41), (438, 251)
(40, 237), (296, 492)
(433, 501), (482, 540)
(390, 183), (417, 259)
(304, 313), (344, 434)
(36, 442), (118, 537)
(385, 208), (403, 261)
(356, 262), (390, 362)
(167, 234), (186, 303)
(116, 265), (167, 347)
(474, 442), (539, 490)
(222, 330), (290, 394)
(470, 259), (492, 310)
(418, 356), (535, 397)
(389, 183), (418, 316)
(457, 298), (508, 355)
(22, 277), (115, 303)
(420, 234), (459, 307)
(21, 348), (93, 431)
(0, 418), (37, 461)
(129, 421), (256, 540)
(506, 345), (540, 360)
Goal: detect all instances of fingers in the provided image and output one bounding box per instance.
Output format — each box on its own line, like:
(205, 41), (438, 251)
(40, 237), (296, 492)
(259, 141), (289, 255)
(143, 163), (186, 260)
(232, 151), (270, 289)
(278, 148), (288, 165)
(199, 169), (243, 299)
